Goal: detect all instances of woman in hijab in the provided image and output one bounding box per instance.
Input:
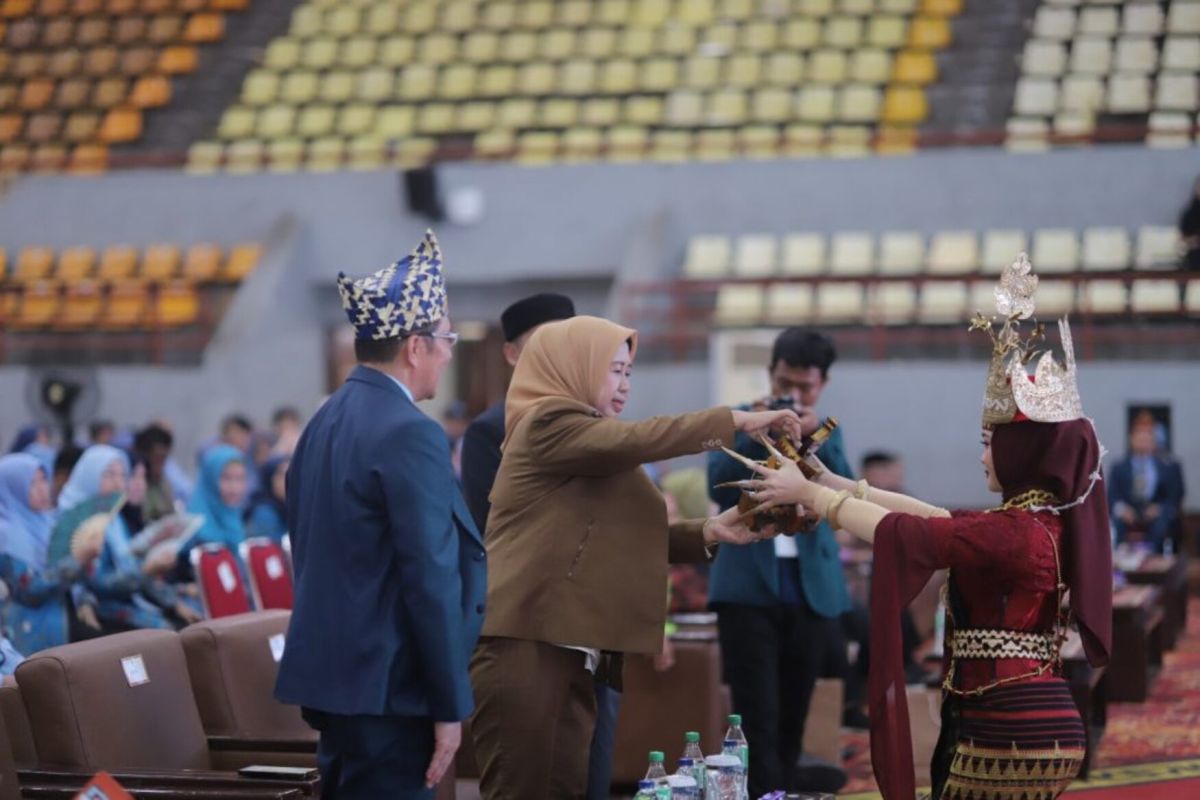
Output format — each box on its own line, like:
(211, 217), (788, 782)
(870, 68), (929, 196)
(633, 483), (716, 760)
(245, 455), (288, 544)
(59, 445), (198, 631)
(469, 315), (802, 798)
(0, 453), (99, 658)
(733, 260), (1112, 800)
(182, 444), (250, 557)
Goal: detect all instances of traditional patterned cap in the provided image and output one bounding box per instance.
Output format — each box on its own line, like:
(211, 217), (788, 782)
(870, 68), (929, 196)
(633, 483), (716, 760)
(337, 230), (447, 340)
(971, 252), (1084, 426)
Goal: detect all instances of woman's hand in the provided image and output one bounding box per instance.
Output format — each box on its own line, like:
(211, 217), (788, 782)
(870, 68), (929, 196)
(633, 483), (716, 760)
(174, 600), (203, 625)
(731, 409), (804, 440)
(722, 438), (820, 511)
(76, 604), (101, 630)
(702, 505), (777, 546)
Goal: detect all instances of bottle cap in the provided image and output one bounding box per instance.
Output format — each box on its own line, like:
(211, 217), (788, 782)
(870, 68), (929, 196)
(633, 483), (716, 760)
(685, 731), (700, 742)
(728, 713), (742, 725)
(649, 751), (664, 762)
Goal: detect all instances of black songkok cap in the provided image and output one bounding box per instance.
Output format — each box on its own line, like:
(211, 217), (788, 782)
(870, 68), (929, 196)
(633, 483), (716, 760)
(500, 293), (576, 343)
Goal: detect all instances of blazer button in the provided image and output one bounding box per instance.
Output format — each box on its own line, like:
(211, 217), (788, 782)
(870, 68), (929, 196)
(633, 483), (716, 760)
(474, 551), (485, 561)
(475, 603), (485, 614)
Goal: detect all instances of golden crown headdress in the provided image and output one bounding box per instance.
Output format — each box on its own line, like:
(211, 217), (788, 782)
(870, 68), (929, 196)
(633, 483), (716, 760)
(970, 253), (1084, 427)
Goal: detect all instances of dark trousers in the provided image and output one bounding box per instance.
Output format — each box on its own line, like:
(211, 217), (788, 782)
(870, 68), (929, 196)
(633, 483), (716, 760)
(470, 637), (597, 800)
(716, 598), (840, 798)
(302, 709), (434, 800)
(586, 680), (622, 800)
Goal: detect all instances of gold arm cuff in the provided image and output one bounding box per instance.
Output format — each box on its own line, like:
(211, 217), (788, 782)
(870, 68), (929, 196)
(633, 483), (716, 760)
(825, 490), (853, 530)
(854, 479), (870, 500)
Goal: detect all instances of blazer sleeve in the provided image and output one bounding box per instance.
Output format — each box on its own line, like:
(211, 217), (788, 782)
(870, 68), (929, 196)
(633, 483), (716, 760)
(525, 405), (735, 478)
(668, 519), (711, 564)
(379, 417), (474, 722)
(460, 413), (502, 534)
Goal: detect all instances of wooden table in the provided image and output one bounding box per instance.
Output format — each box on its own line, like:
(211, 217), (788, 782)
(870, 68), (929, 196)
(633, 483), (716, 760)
(1061, 631), (1107, 777)
(1107, 584), (1164, 702)
(1125, 555), (1187, 651)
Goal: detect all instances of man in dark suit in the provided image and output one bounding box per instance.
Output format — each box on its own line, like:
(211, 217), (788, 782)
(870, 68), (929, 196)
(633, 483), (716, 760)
(460, 293), (576, 534)
(1109, 415), (1186, 553)
(708, 327), (854, 798)
(276, 231), (486, 799)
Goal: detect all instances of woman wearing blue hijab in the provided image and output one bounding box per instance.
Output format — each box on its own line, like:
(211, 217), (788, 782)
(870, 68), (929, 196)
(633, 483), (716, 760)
(0, 453), (98, 665)
(59, 445), (198, 631)
(245, 455), (288, 544)
(184, 444), (250, 554)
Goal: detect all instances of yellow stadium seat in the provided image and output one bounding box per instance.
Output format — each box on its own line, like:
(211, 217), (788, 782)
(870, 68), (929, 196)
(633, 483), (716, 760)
(131, 76), (171, 109)
(581, 28), (617, 59)
(751, 88), (792, 123)
(732, 234), (777, 277)
(780, 233), (827, 277)
(824, 16), (863, 48)
(474, 130), (515, 159)
(640, 58), (679, 92)
(839, 85), (881, 122)
(893, 50), (937, 84)
(183, 12), (224, 44)
(441, 0), (477, 31)
(496, 98), (537, 128)
(851, 49), (891, 84)
(518, 1), (554, 29)
(340, 36), (379, 70)
(482, 1), (516, 30)
(439, 64), (477, 99)
(1031, 229), (1080, 273)
(100, 108), (142, 143)
(883, 86), (928, 124)
(868, 16), (908, 47)
(597, 0), (630, 26)
(142, 244), (180, 282)
(764, 52), (805, 86)
(725, 55), (761, 88)
(539, 98), (578, 128)
(815, 282), (865, 324)
(56, 282), (103, 328)
(99, 282), (147, 329)
(415, 103), (455, 135)
(518, 62), (556, 96)
(379, 36), (416, 67)
(264, 38), (300, 70)
(908, 16), (951, 49)
(337, 104), (376, 137)
(1135, 226), (1182, 269)
(289, 6), (322, 38)
(1082, 281), (1127, 314)
(463, 31), (499, 63)
(182, 244), (221, 282)
(218, 107), (255, 139)
(708, 90), (747, 126)
(715, 285), (764, 327)
(1081, 227), (1132, 271)
(677, 0), (714, 26)
(97, 245), (138, 282)
(918, 281), (968, 323)
(663, 91), (702, 126)
(347, 138), (385, 171)
(326, 6), (361, 37)
(684, 235), (732, 279)
(1060, 76), (1105, 114)
(927, 231), (979, 274)
(782, 19), (821, 49)
(920, 0), (962, 15)
(356, 67), (394, 103)
(223, 244), (261, 282)
(874, 126), (918, 155)
(797, 86), (836, 122)
(704, 22), (740, 51)
(318, 71), (355, 104)
(296, 105), (335, 138)
(186, 141), (222, 174)
(581, 97), (621, 126)
(738, 125), (779, 159)
(741, 20), (778, 51)
(557, 0), (592, 27)
(981, 230), (1028, 274)
(1131, 280), (1181, 313)
(683, 57), (720, 91)
(280, 71), (318, 104)
(631, 0), (670, 26)
(376, 105), (416, 139)
(458, 100), (496, 131)
(159, 46), (198, 75)
(809, 50), (848, 83)
(830, 232), (874, 275)
(399, 64), (437, 101)
(877, 232), (925, 275)
(837, 0), (874, 14)
(623, 95), (662, 126)
(58, 246), (96, 281)
(540, 29), (576, 60)
(560, 60), (597, 96)
(619, 27), (655, 58)
(301, 37), (338, 70)
(798, 0), (834, 16)
(225, 139), (264, 173)
(402, 4), (437, 34)
(870, 282), (917, 325)
(419, 33), (458, 65)
(13, 283), (60, 329)
(153, 282), (199, 327)
(561, 127), (602, 161)
(500, 31), (537, 62)
(1106, 75), (1151, 113)
(15, 247), (54, 283)
(601, 60), (638, 95)
(479, 65), (516, 97)
(516, 131), (559, 165)
(766, 285), (815, 326)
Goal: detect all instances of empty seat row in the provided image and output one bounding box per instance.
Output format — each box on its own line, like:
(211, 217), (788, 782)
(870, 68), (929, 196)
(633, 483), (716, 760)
(683, 226), (1185, 279)
(2, 281), (202, 330)
(1033, 3), (1200, 40)
(0, 0), (243, 19)
(4, 11), (226, 51)
(1014, 73), (1199, 116)
(0, 241), (261, 284)
(712, 277), (1200, 327)
(1022, 35), (1200, 78)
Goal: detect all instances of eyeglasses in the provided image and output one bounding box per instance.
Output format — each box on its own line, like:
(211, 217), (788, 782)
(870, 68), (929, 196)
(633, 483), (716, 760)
(420, 331), (460, 347)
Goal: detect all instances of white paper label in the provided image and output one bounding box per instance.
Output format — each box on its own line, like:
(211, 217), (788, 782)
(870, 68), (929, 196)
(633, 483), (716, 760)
(217, 561), (238, 593)
(121, 654), (149, 687)
(268, 633), (285, 663)
(265, 555), (284, 580)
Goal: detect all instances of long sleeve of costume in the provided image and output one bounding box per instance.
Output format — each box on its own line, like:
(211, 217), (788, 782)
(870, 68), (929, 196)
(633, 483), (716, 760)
(667, 519), (710, 564)
(0, 554), (84, 607)
(382, 418), (474, 722)
(526, 404), (734, 477)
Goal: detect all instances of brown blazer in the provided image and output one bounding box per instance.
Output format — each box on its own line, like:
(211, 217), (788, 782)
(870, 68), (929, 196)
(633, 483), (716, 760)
(481, 398), (735, 654)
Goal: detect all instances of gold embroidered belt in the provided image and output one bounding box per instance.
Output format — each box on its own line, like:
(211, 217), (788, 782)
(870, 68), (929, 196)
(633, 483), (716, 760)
(951, 628), (1058, 661)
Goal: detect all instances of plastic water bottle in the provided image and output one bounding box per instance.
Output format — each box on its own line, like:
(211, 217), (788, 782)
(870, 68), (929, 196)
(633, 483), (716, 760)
(715, 743), (744, 796)
(669, 760), (702, 799)
(682, 731), (706, 792)
(635, 779), (659, 799)
(724, 715), (748, 768)
(645, 751), (670, 799)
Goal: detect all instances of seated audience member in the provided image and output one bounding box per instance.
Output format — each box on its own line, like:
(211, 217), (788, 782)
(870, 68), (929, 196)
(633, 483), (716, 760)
(119, 455), (148, 533)
(0, 454), (101, 657)
(246, 455), (289, 544)
(59, 445), (198, 631)
(88, 420), (115, 446)
(11, 425), (57, 479)
(181, 445), (251, 572)
(1109, 413), (1185, 554)
(270, 406), (304, 457)
(51, 445), (83, 505)
(134, 424), (177, 523)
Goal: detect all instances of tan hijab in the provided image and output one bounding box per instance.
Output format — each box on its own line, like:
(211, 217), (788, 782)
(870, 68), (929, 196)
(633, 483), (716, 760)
(503, 316), (638, 448)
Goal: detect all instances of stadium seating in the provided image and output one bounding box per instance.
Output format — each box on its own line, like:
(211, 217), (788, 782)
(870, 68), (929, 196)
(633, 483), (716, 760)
(190, 0), (964, 170)
(0, 0), (248, 173)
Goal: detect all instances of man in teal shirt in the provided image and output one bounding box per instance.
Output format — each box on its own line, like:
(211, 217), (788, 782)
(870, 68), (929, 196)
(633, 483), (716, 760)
(708, 328), (853, 798)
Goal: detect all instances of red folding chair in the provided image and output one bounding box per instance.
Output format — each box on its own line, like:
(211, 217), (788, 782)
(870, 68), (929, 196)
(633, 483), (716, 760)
(239, 538), (294, 610)
(190, 544), (252, 618)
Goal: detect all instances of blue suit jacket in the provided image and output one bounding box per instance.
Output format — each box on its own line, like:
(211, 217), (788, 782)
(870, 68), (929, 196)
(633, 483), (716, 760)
(275, 366), (486, 721)
(1108, 454), (1185, 516)
(707, 418), (852, 619)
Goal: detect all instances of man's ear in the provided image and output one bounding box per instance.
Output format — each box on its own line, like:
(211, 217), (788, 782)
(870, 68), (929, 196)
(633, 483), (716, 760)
(502, 341), (520, 368)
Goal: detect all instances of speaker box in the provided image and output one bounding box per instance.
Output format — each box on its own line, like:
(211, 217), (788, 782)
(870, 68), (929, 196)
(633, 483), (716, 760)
(402, 166), (443, 221)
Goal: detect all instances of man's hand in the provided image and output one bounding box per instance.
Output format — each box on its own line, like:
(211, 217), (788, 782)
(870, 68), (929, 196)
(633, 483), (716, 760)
(702, 506), (778, 546)
(174, 600), (202, 625)
(77, 604), (101, 630)
(426, 721), (461, 788)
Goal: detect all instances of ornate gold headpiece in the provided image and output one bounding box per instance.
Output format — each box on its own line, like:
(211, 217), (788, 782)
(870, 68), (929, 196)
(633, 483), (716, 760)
(969, 253), (1084, 427)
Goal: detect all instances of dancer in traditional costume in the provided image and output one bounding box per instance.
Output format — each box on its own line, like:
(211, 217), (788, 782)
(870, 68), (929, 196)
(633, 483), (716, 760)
(726, 253), (1112, 800)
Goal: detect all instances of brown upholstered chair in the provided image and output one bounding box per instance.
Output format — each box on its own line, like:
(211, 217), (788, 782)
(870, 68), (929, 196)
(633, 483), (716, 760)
(15, 629), (318, 798)
(0, 677), (36, 767)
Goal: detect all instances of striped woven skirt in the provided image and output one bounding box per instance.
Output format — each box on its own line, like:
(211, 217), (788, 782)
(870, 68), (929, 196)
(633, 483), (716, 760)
(940, 679), (1086, 800)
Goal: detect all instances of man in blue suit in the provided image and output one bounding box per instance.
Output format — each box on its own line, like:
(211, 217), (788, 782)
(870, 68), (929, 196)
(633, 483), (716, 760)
(276, 231), (486, 799)
(708, 328), (853, 798)
(1109, 413), (1186, 554)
